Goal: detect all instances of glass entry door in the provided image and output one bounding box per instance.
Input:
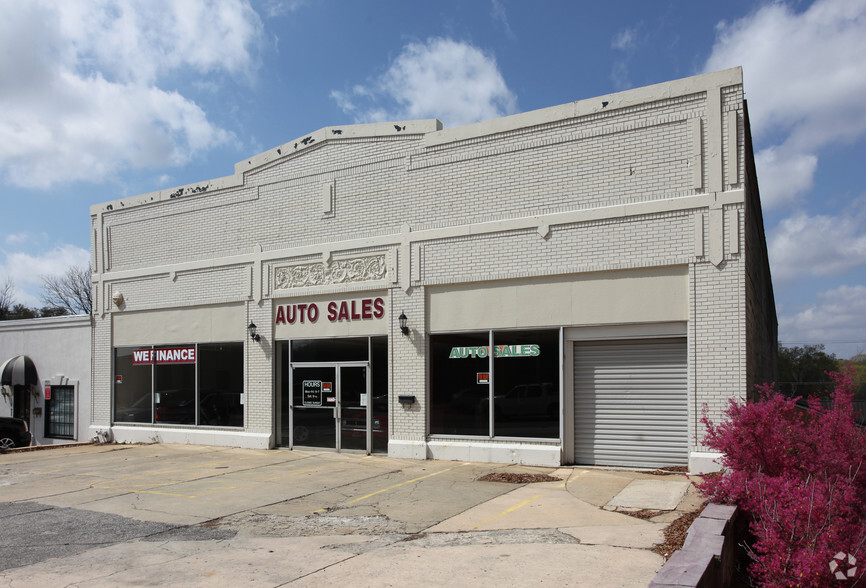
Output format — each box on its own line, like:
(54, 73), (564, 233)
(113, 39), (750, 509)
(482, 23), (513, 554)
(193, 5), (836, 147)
(291, 365), (337, 448)
(290, 363), (370, 452)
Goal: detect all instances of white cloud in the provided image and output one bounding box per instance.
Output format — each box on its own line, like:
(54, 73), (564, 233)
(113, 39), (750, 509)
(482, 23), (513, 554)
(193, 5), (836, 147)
(609, 24), (642, 90)
(779, 285), (866, 358)
(52, 0), (264, 85)
(754, 147), (817, 208)
(0, 244), (90, 308)
(768, 200), (866, 284)
(331, 37), (517, 129)
(4, 233), (29, 246)
(259, 0), (307, 18)
(610, 60), (631, 92)
(704, 0), (866, 208)
(611, 27), (637, 51)
(0, 0), (265, 190)
(491, 0), (516, 40)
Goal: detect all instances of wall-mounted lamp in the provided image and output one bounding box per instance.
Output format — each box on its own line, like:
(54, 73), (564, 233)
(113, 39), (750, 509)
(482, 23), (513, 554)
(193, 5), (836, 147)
(398, 311), (409, 336)
(247, 322), (261, 342)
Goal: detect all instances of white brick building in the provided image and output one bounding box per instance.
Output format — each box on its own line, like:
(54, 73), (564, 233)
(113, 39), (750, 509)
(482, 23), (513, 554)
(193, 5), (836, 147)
(90, 67), (776, 470)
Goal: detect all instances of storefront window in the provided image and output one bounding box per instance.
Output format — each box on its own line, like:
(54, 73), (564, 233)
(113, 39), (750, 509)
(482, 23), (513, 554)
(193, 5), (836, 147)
(430, 329), (560, 439)
(291, 337), (368, 362)
(114, 347), (153, 423)
(370, 336), (388, 452)
(198, 343), (244, 427)
(430, 332), (491, 436)
(154, 347), (196, 425)
(493, 329), (559, 438)
(113, 343), (243, 427)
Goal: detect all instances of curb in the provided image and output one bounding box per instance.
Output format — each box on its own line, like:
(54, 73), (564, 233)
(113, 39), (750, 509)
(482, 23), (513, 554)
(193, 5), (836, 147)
(1, 441), (97, 454)
(649, 503), (744, 587)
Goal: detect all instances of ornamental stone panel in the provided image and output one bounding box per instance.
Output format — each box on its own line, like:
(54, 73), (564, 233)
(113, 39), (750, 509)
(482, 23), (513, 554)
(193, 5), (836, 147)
(274, 255), (386, 289)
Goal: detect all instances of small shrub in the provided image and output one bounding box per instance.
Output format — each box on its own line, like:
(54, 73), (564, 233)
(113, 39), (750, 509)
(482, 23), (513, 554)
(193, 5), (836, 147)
(697, 368), (866, 587)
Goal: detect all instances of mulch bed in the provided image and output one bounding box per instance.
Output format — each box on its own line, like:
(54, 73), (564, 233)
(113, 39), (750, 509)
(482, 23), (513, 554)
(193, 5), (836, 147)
(639, 466), (689, 476)
(478, 472), (562, 484)
(621, 508), (666, 520)
(651, 501), (708, 560)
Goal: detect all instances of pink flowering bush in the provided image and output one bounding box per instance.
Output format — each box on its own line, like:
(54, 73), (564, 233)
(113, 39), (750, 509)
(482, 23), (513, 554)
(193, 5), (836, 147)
(698, 369), (866, 587)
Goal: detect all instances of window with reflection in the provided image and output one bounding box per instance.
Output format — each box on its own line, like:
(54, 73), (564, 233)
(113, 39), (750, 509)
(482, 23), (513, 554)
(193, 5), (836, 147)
(291, 337), (368, 362)
(493, 329), (559, 438)
(114, 347), (153, 423)
(112, 343), (244, 427)
(430, 329), (560, 439)
(154, 348), (196, 425)
(430, 331), (491, 436)
(370, 336), (388, 452)
(198, 343), (244, 427)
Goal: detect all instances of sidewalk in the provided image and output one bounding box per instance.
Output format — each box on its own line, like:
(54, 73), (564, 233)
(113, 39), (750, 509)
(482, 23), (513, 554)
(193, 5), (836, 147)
(0, 444), (701, 586)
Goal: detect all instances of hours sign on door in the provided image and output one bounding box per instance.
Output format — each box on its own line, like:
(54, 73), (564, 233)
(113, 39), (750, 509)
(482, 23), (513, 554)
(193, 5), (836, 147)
(302, 380), (323, 406)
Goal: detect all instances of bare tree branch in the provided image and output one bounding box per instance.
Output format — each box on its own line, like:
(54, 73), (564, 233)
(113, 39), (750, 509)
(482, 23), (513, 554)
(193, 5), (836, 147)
(0, 277), (15, 320)
(40, 264), (92, 315)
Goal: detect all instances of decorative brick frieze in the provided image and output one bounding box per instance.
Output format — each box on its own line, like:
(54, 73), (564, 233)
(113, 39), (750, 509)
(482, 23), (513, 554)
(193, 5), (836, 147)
(274, 255), (387, 290)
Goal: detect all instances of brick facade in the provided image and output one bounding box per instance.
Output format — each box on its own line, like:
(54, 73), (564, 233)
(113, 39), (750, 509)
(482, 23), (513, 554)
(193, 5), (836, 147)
(90, 67), (776, 469)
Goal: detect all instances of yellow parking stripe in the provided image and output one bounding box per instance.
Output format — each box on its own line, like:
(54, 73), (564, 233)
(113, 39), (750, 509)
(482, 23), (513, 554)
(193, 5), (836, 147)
(312, 467), (457, 513)
(347, 467), (456, 504)
(558, 469), (588, 488)
(93, 467), (318, 498)
(472, 494), (543, 529)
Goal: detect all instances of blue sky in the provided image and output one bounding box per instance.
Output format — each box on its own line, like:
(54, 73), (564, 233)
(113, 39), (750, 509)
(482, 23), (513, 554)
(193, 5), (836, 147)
(1, 0), (866, 358)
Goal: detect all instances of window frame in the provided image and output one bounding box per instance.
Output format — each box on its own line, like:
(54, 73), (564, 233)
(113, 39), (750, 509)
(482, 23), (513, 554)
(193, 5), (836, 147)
(45, 384), (75, 439)
(112, 342), (245, 428)
(428, 327), (562, 442)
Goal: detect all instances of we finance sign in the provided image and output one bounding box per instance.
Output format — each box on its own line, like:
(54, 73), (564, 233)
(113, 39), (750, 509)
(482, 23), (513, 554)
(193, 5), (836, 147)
(132, 347), (196, 365)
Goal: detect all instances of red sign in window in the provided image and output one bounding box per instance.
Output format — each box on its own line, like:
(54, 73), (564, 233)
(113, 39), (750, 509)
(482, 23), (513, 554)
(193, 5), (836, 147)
(477, 372), (490, 385)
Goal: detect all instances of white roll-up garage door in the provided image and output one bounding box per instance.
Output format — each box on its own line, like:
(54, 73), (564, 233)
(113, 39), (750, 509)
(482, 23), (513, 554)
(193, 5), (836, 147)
(573, 338), (688, 468)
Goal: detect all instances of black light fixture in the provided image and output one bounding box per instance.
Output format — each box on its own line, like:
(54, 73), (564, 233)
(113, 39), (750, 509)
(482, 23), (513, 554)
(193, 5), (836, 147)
(247, 322), (260, 342)
(398, 311), (409, 336)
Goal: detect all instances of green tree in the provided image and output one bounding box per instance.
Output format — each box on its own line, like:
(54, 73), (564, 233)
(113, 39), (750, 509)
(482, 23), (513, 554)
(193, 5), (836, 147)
(777, 344), (837, 398)
(838, 353), (866, 400)
(8, 304), (37, 320)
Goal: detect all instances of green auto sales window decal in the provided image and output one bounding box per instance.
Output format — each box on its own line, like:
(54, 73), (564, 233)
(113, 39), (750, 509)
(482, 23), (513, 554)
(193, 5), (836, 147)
(448, 344), (540, 359)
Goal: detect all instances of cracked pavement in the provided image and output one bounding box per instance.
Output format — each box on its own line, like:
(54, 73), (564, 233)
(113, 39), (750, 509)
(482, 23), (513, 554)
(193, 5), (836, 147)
(0, 444), (699, 586)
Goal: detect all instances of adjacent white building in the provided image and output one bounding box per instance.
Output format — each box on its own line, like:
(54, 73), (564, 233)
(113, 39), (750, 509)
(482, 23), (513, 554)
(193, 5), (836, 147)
(0, 315), (92, 445)
(88, 67), (777, 470)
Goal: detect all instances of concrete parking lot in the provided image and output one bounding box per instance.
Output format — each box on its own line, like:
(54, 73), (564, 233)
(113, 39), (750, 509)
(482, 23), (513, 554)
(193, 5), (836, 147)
(0, 444), (701, 587)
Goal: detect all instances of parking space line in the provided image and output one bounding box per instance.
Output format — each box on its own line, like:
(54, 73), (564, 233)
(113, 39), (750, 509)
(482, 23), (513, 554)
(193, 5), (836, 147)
(559, 469), (589, 488)
(472, 494), (543, 529)
(89, 458), (317, 489)
(468, 470), (587, 529)
(311, 466), (458, 513)
(93, 467), (319, 498)
(346, 467), (456, 505)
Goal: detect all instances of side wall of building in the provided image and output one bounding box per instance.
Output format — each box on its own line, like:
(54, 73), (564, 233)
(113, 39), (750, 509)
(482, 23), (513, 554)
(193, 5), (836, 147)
(743, 101), (779, 399)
